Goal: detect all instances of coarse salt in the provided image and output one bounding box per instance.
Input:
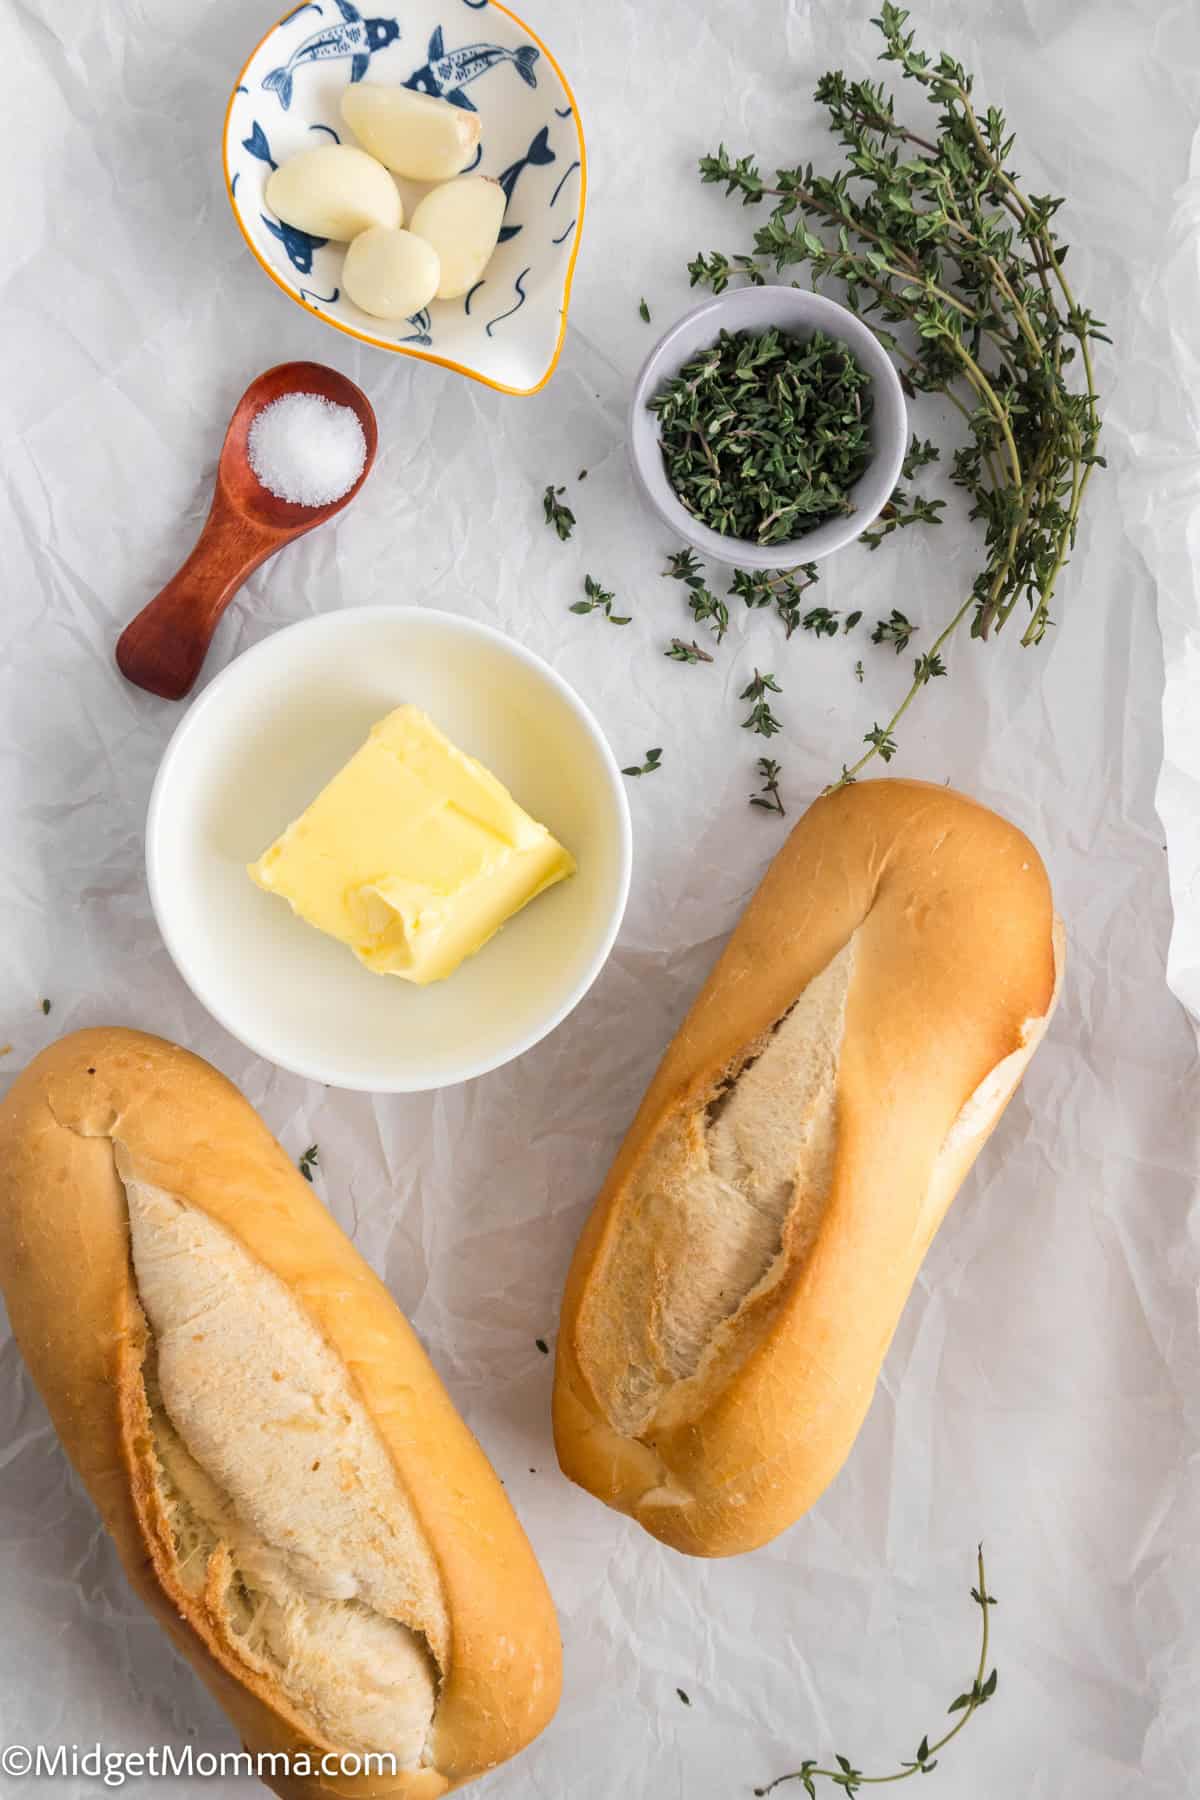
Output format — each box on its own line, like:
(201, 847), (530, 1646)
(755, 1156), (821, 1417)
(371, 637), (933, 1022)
(247, 392), (367, 507)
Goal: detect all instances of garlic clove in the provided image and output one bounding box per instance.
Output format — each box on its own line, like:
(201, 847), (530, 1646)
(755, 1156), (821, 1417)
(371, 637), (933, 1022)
(342, 227), (441, 321)
(265, 144), (402, 242)
(408, 177), (507, 302)
(341, 84), (482, 184)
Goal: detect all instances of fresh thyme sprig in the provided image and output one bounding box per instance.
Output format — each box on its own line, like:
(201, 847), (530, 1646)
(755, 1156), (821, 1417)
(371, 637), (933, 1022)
(542, 484), (575, 541)
(756, 1547), (998, 1797)
(571, 574), (631, 625)
(750, 756), (786, 814)
(741, 669), (783, 737)
(298, 1145), (319, 1183)
(860, 492), (945, 551)
(649, 327), (874, 544)
(695, 3), (1106, 782)
(863, 722), (898, 763)
(860, 437), (946, 550)
(687, 248), (768, 293)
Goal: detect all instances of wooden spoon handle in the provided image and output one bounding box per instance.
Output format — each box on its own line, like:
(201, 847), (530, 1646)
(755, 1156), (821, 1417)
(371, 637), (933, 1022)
(116, 493), (283, 701)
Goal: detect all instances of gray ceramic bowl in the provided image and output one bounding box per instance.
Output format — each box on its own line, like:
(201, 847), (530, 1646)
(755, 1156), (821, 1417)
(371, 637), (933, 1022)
(628, 286), (907, 570)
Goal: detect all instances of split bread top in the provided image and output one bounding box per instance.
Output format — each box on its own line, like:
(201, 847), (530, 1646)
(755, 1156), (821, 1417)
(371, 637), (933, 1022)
(555, 778), (1062, 1557)
(0, 1027), (561, 1798)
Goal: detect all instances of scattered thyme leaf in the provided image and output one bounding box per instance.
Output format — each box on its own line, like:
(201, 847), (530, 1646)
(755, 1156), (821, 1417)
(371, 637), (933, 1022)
(902, 434), (941, 479)
(860, 490), (946, 551)
(648, 327), (872, 544)
(665, 637), (714, 664)
(872, 609), (917, 654)
(740, 669), (783, 737)
(571, 573), (631, 625)
(622, 747), (664, 777)
(729, 564), (820, 635)
(639, 297), (651, 323)
(676, 1687), (691, 1707)
(757, 1546), (998, 1796)
(854, 659), (865, 683)
(665, 547), (705, 583)
(542, 483), (575, 541)
(801, 606), (840, 639)
(664, 549), (729, 640)
(750, 757), (786, 815)
(298, 1145), (319, 1183)
(689, 588), (729, 639)
(729, 568), (774, 611)
(41, 998), (51, 1015)
(535, 1338), (549, 1355)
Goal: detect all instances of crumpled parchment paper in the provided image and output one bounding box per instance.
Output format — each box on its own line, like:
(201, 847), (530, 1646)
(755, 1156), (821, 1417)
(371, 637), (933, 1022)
(3, 1), (1200, 1794)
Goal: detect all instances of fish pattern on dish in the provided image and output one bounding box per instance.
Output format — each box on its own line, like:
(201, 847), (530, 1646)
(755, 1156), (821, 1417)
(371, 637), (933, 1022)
(263, 0), (401, 112)
(403, 24), (539, 110)
(225, 0), (584, 393)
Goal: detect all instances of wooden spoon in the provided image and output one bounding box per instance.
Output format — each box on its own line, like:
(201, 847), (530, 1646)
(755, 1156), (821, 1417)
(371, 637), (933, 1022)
(116, 362), (377, 700)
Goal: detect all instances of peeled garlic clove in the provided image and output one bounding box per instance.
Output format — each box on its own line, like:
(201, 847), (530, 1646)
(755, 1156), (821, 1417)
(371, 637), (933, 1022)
(265, 144), (402, 242)
(408, 177), (506, 301)
(341, 84), (482, 183)
(343, 227), (441, 320)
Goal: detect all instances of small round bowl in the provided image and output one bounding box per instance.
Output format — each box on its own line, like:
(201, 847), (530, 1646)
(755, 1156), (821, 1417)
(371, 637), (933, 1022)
(224, 1), (586, 397)
(147, 608), (632, 1093)
(629, 286), (907, 570)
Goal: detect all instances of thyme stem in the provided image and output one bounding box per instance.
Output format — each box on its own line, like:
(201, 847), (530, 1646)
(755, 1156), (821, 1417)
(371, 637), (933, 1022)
(756, 1548), (997, 1797)
(694, 5), (1107, 781)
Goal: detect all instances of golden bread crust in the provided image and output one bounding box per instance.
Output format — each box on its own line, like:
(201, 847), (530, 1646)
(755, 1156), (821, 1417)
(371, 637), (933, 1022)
(554, 779), (1060, 1556)
(0, 1028), (560, 1794)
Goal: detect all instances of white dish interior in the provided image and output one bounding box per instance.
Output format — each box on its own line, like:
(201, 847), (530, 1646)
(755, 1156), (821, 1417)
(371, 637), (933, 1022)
(147, 608), (631, 1091)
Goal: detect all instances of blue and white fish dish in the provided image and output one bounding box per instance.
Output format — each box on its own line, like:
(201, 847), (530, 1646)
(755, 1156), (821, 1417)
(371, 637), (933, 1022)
(225, 0), (585, 394)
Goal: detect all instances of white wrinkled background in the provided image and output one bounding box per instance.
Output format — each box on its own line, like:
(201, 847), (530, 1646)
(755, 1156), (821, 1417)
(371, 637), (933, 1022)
(3, 0), (1200, 1794)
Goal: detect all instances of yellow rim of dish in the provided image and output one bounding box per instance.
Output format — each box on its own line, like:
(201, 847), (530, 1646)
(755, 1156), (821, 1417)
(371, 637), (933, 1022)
(222, 0), (587, 396)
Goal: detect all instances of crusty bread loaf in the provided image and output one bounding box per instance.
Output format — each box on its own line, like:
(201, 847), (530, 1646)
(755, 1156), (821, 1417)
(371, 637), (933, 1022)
(554, 779), (1062, 1557)
(0, 1029), (560, 1796)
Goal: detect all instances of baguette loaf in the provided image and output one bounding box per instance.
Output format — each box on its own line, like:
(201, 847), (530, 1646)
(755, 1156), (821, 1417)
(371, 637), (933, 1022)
(554, 779), (1062, 1557)
(0, 1029), (560, 1796)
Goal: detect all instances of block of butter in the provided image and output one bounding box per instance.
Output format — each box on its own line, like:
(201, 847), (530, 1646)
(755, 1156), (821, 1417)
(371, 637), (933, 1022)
(248, 706), (575, 984)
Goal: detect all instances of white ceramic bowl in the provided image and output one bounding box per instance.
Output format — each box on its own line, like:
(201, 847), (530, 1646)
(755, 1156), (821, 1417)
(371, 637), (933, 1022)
(629, 286), (907, 570)
(147, 608), (631, 1092)
(224, 1), (585, 395)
